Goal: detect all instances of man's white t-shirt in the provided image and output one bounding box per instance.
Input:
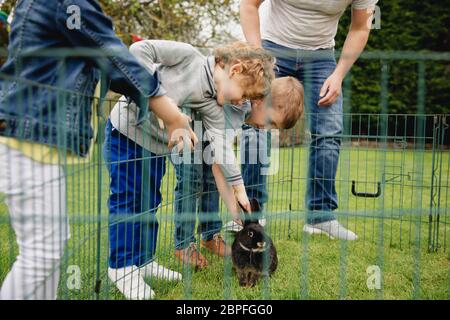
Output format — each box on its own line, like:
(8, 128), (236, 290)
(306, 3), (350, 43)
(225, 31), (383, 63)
(260, 0), (379, 50)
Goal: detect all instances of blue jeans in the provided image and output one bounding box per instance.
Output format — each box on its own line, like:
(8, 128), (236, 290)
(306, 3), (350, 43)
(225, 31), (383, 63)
(242, 40), (343, 224)
(170, 142), (221, 249)
(240, 124), (271, 210)
(103, 120), (166, 268)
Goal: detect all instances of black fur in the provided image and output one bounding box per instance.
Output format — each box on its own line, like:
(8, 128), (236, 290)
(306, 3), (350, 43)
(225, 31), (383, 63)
(232, 199), (278, 287)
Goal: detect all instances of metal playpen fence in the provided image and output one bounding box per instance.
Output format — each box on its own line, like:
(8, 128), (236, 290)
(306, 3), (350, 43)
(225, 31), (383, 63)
(0, 49), (449, 300)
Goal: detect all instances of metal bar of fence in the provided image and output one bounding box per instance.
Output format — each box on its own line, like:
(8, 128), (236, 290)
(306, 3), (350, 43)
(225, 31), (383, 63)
(338, 70), (352, 300)
(376, 59), (389, 299)
(412, 61), (427, 299)
(429, 115), (439, 252)
(3, 48), (450, 61)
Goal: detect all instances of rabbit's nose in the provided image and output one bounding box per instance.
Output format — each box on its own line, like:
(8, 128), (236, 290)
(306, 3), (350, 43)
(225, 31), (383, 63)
(257, 242), (266, 248)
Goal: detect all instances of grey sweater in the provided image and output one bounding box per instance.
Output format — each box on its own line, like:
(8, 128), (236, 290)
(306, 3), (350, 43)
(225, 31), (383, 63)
(110, 40), (249, 185)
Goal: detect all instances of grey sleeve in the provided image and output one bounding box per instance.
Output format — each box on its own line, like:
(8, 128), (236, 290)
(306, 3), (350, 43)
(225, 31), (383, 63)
(200, 102), (247, 186)
(129, 40), (198, 96)
(205, 127), (244, 186)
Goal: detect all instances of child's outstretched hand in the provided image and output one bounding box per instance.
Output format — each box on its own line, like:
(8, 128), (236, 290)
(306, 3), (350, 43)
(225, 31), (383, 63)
(233, 184), (252, 214)
(148, 96), (198, 151)
(166, 112), (198, 152)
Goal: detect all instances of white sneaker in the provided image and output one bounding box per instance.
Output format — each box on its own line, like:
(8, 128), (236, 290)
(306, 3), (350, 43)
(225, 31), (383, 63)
(108, 266), (155, 300)
(141, 261), (182, 281)
(303, 220), (358, 241)
(222, 218), (267, 233)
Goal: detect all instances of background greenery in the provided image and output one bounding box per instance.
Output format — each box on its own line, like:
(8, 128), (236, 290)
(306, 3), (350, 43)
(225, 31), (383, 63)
(1, 0), (449, 116)
(1, 0), (449, 145)
(335, 0), (450, 116)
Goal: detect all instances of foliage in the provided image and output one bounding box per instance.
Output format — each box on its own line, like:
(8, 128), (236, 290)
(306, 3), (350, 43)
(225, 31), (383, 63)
(335, 0), (450, 115)
(1, 0), (238, 47)
(1, 0), (449, 115)
(99, 0), (238, 47)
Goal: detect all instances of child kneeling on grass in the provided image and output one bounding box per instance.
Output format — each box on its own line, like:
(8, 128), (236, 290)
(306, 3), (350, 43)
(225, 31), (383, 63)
(104, 40), (275, 299)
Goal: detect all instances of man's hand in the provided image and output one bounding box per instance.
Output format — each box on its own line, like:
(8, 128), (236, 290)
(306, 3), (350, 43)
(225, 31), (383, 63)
(166, 112), (198, 152)
(318, 71), (343, 107)
(318, 7), (373, 107)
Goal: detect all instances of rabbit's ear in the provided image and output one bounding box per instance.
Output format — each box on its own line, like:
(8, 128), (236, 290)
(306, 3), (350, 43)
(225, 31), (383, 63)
(239, 199), (262, 226)
(250, 198), (261, 213)
(238, 199), (261, 214)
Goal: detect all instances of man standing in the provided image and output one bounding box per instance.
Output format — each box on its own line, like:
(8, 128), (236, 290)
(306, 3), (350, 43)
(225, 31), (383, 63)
(240, 0), (378, 240)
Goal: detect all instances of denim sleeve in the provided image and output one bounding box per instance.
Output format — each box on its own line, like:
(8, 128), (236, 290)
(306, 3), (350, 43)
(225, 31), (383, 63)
(55, 0), (163, 123)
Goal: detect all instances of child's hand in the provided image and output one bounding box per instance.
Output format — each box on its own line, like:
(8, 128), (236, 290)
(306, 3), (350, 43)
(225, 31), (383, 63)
(166, 112), (198, 152)
(233, 184), (252, 214)
(148, 96), (198, 151)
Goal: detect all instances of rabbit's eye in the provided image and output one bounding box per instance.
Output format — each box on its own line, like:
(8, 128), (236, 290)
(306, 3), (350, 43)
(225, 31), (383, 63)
(248, 231), (254, 238)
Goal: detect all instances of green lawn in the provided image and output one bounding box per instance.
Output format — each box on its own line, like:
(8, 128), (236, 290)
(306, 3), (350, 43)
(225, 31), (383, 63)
(1, 145), (449, 299)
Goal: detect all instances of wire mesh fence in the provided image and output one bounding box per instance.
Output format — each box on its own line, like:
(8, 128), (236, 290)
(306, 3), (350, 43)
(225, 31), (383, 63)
(0, 49), (449, 300)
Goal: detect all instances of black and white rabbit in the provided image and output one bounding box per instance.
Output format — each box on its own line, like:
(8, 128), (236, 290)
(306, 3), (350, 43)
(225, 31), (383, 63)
(232, 199), (278, 287)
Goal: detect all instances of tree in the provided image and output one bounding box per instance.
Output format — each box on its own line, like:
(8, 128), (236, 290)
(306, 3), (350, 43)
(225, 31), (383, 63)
(1, 0), (239, 47)
(0, 0), (15, 14)
(0, 0), (12, 66)
(99, 0), (238, 47)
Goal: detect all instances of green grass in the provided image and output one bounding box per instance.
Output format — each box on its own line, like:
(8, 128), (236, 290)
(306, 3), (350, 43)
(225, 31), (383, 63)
(1, 146), (449, 299)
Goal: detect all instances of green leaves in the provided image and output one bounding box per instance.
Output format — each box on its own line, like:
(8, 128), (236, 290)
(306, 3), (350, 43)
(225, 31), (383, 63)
(97, 0), (239, 48)
(336, 0), (450, 115)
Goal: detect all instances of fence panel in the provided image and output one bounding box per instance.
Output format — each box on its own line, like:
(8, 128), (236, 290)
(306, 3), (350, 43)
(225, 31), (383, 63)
(0, 50), (449, 300)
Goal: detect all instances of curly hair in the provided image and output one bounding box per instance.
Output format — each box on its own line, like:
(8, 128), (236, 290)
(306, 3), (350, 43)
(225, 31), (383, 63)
(214, 42), (275, 100)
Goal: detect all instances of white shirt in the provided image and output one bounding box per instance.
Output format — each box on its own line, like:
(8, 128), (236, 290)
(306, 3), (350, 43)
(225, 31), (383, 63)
(261, 0), (378, 50)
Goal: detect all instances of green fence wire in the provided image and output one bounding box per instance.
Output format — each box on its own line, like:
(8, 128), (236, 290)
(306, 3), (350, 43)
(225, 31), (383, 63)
(0, 49), (449, 300)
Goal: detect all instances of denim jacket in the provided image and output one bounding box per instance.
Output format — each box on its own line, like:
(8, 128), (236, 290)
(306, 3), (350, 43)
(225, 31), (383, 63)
(0, 0), (161, 156)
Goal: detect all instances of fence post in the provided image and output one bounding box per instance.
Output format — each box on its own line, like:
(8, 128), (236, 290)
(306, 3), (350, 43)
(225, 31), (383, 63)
(412, 60), (426, 299)
(437, 115), (449, 253)
(431, 115), (448, 252)
(287, 130), (295, 240)
(338, 71), (353, 300)
(94, 73), (108, 299)
(375, 59), (390, 300)
(429, 114), (441, 252)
